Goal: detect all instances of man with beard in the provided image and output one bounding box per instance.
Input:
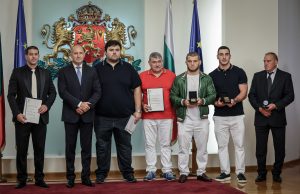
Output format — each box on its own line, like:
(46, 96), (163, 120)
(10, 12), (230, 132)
(209, 46), (248, 183)
(170, 52), (216, 183)
(93, 40), (142, 183)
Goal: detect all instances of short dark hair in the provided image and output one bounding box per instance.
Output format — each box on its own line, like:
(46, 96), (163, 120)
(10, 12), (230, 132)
(217, 46), (230, 54)
(25, 46), (39, 55)
(185, 52), (200, 60)
(265, 52), (278, 61)
(105, 40), (122, 51)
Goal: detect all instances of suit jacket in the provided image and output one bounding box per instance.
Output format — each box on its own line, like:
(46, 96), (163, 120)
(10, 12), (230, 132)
(58, 63), (101, 123)
(248, 68), (294, 127)
(7, 65), (57, 124)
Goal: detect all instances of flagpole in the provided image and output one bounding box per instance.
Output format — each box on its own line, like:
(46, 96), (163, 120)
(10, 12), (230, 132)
(190, 0), (199, 176)
(0, 152), (7, 183)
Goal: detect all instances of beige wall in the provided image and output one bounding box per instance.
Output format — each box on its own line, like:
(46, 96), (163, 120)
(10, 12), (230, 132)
(222, 0), (279, 167)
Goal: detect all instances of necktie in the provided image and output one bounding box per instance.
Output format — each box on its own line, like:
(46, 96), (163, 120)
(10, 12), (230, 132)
(31, 69), (37, 98)
(76, 66), (82, 85)
(267, 72), (273, 97)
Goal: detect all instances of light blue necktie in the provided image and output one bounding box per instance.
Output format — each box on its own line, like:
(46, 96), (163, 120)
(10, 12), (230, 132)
(76, 66), (81, 85)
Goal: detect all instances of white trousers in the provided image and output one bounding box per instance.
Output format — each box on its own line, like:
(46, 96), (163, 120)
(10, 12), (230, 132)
(213, 115), (245, 175)
(143, 119), (173, 173)
(177, 119), (209, 176)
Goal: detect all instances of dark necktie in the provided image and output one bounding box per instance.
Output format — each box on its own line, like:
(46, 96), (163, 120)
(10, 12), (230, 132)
(267, 72), (273, 97)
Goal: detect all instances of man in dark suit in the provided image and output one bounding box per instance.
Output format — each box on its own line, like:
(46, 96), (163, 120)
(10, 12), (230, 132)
(58, 45), (101, 188)
(248, 52), (294, 183)
(7, 46), (56, 189)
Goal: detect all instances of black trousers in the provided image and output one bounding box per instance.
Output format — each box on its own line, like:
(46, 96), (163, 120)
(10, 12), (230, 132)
(255, 125), (286, 176)
(15, 122), (47, 182)
(64, 121), (93, 181)
(94, 116), (133, 179)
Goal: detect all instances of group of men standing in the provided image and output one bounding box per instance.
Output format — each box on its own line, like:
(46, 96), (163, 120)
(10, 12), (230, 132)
(8, 40), (142, 189)
(7, 41), (294, 189)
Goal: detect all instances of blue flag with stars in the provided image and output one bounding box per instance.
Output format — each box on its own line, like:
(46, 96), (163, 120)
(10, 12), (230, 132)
(189, 0), (203, 72)
(14, 0), (27, 68)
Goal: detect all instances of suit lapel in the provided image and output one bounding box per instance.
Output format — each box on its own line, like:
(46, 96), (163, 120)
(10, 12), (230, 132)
(39, 68), (46, 98)
(270, 69), (281, 93)
(68, 64), (81, 87)
(23, 67), (32, 96)
(262, 71), (269, 98)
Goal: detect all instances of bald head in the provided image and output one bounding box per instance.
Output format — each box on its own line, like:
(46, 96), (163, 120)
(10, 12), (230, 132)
(71, 45), (85, 65)
(71, 45), (84, 53)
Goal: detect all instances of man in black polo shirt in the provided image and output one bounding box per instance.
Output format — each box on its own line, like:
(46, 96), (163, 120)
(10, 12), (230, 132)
(209, 46), (248, 183)
(93, 40), (142, 183)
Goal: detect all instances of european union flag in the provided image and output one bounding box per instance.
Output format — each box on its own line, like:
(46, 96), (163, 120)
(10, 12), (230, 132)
(14, 0), (27, 68)
(189, 0), (203, 71)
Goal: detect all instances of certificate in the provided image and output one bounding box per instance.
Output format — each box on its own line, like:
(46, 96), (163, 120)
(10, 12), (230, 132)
(23, 97), (42, 124)
(125, 115), (138, 134)
(147, 88), (164, 112)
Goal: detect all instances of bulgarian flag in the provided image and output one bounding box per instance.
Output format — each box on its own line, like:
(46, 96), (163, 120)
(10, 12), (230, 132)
(163, 0), (175, 72)
(163, 0), (177, 145)
(0, 33), (5, 152)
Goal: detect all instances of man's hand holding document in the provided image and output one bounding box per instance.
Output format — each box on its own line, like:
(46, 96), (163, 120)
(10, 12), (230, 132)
(23, 97), (42, 124)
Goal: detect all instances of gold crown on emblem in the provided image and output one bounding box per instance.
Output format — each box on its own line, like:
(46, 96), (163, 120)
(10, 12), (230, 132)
(76, 1), (102, 24)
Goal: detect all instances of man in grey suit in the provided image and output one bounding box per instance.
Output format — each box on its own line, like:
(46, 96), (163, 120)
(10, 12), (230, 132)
(58, 45), (101, 188)
(7, 46), (56, 189)
(248, 52), (294, 183)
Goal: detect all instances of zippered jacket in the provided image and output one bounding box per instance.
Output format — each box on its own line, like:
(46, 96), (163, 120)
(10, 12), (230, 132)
(170, 71), (216, 122)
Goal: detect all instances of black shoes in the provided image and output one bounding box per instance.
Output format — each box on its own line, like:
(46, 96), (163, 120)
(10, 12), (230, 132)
(197, 173), (212, 182)
(35, 180), (49, 188)
(255, 174), (282, 183)
(66, 179), (75, 188)
(124, 174), (137, 183)
(82, 179), (95, 187)
(273, 175), (282, 183)
(237, 173), (247, 183)
(255, 174), (266, 182)
(16, 180), (48, 189)
(15, 182), (26, 189)
(96, 175), (106, 184)
(178, 174), (188, 183)
(215, 173), (231, 182)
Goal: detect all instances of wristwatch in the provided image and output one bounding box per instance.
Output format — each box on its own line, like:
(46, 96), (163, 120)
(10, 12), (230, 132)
(136, 109), (142, 113)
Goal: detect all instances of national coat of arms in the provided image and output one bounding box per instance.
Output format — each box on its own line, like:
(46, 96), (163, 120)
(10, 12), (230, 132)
(38, 1), (141, 79)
